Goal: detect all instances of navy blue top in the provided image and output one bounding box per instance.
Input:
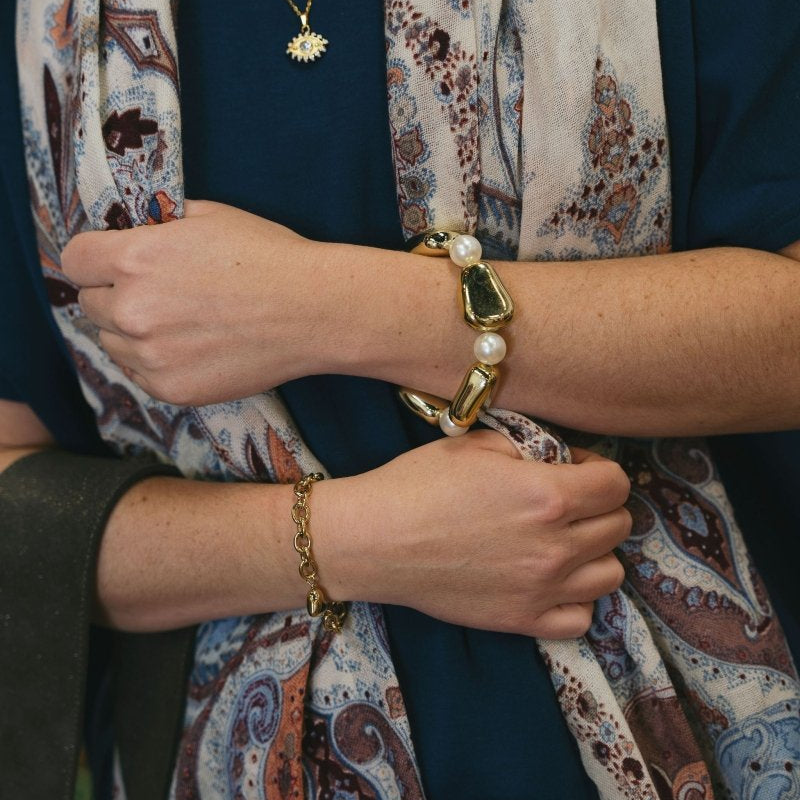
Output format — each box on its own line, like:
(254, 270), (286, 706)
(2, 1), (799, 797)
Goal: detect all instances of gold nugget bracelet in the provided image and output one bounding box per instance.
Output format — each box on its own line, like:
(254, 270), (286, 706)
(291, 472), (346, 633)
(399, 231), (515, 434)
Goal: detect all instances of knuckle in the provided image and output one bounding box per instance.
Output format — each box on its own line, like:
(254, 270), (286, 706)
(610, 462), (632, 498)
(144, 375), (170, 403)
(531, 484), (569, 526)
(135, 340), (166, 373)
(60, 241), (77, 276)
(607, 507), (633, 549)
(535, 544), (567, 581)
(60, 233), (90, 277)
(97, 328), (117, 358)
(76, 288), (91, 315)
(112, 300), (148, 337)
(535, 604), (594, 640)
(116, 239), (146, 276)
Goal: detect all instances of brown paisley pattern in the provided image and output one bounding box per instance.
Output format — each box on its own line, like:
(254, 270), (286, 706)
(540, 58), (671, 256)
(386, 0), (481, 234)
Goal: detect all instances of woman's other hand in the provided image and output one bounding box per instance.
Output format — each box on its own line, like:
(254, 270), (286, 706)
(315, 432), (631, 639)
(60, 200), (331, 405)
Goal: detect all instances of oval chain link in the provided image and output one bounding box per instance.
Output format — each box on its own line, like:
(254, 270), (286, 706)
(290, 472), (346, 633)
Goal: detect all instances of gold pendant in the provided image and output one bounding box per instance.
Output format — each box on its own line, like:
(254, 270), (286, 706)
(307, 587), (326, 617)
(287, 25), (328, 62)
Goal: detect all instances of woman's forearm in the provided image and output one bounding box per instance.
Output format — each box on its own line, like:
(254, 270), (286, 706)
(0, 430), (351, 632)
(1, 401), (633, 639)
(62, 203), (799, 437)
(95, 476), (320, 631)
(334, 241), (800, 436)
(0, 400), (314, 631)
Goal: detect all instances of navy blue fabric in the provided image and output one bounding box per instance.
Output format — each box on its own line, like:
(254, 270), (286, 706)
(657, 0), (800, 643)
(0, 2), (106, 455)
(654, 0), (696, 253)
(658, 0), (800, 252)
(686, 1), (800, 251)
(177, 5), (599, 797)
(1, 0), (799, 797)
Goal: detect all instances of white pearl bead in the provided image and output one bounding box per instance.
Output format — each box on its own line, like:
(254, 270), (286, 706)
(439, 409), (469, 436)
(449, 234), (482, 267)
(473, 332), (506, 365)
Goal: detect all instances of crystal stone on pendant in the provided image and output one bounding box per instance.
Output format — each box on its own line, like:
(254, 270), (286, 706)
(287, 31), (329, 62)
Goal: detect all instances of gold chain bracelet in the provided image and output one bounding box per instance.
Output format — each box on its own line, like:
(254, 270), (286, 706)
(399, 230), (515, 434)
(291, 472), (346, 633)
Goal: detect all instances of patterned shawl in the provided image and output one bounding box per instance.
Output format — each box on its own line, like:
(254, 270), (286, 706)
(16, 1), (800, 798)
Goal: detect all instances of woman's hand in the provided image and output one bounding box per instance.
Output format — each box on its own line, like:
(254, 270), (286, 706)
(60, 200), (333, 405)
(316, 431), (631, 639)
(61, 201), (800, 435)
(0, 408), (627, 634)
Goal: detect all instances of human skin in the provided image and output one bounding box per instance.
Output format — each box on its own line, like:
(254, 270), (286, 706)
(5, 201), (797, 632)
(0, 399), (630, 634)
(18, 198), (791, 633)
(64, 200), (800, 436)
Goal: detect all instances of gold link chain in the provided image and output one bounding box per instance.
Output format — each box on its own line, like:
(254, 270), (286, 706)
(291, 473), (347, 633)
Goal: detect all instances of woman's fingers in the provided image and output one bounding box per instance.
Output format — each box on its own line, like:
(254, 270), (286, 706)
(61, 227), (137, 286)
(565, 506), (633, 565)
(467, 445), (630, 534)
(532, 602), (595, 640)
(59, 200), (320, 406)
(543, 457), (631, 523)
(96, 329), (159, 381)
(556, 552), (627, 604)
(569, 446), (606, 464)
(532, 551), (628, 639)
(78, 286), (121, 333)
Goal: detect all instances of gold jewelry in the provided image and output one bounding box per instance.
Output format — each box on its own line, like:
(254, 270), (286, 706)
(283, 0), (328, 62)
(399, 231), (515, 434)
(291, 472), (346, 632)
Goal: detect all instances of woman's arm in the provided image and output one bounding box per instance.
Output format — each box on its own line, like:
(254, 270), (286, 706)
(0, 400), (631, 636)
(63, 201), (800, 437)
(358, 240), (800, 436)
(0, 399), (55, 470)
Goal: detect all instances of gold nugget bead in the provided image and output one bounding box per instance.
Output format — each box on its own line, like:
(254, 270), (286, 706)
(449, 362), (498, 428)
(397, 387), (449, 425)
(407, 229), (460, 256)
(460, 261), (515, 331)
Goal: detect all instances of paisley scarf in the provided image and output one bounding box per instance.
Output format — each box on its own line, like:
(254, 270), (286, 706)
(16, 1), (800, 798)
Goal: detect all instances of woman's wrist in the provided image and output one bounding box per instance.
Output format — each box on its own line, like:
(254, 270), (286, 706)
(307, 474), (382, 605)
(313, 240), (471, 394)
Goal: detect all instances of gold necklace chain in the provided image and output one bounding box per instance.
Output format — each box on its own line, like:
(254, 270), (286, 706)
(282, 0), (328, 62)
(283, 0), (313, 26)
